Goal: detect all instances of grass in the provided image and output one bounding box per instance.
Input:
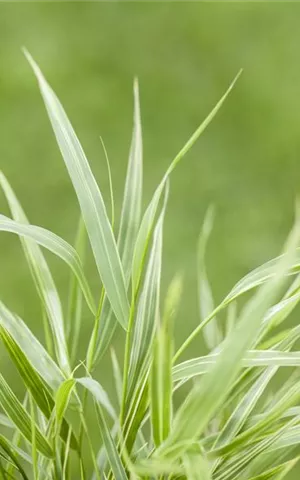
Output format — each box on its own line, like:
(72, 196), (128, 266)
(0, 53), (300, 480)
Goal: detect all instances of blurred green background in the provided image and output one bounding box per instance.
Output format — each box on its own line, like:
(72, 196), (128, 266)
(1, 1), (300, 477)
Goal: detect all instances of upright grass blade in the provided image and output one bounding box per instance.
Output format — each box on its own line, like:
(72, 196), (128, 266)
(94, 78), (143, 363)
(198, 205), (221, 350)
(0, 214), (95, 315)
(132, 70), (242, 294)
(127, 198), (166, 400)
(25, 50), (129, 330)
(156, 216), (300, 459)
(29, 394), (38, 480)
(0, 374), (53, 458)
(67, 216), (86, 364)
(150, 275), (181, 447)
(0, 172), (70, 374)
(54, 377), (125, 480)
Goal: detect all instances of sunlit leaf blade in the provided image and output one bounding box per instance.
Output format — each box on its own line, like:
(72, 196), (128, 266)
(132, 70), (242, 293)
(25, 51), (129, 330)
(173, 350), (300, 381)
(157, 217), (300, 459)
(67, 216), (86, 364)
(29, 394), (38, 480)
(56, 378), (125, 479)
(111, 348), (123, 406)
(0, 171), (70, 374)
(0, 374), (53, 458)
(150, 275), (181, 447)
(94, 403), (127, 480)
(95, 78), (143, 363)
(0, 301), (63, 390)
(0, 214), (95, 316)
(198, 205), (221, 350)
(127, 191), (167, 401)
(0, 326), (78, 453)
(55, 379), (76, 425)
(0, 435), (29, 480)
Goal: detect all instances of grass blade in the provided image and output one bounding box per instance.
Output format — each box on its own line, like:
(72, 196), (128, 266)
(157, 216), (300, 459)
(25, 51), (129, 330)
(0, 172), (70, 374)
(132, 70), (242, 293)
(198, 205), (221, 350)
(0, 214), (95, 316)
(0, 374), (53, 458)
(150, 275), (181, 447)
(94, 78), (143, 362)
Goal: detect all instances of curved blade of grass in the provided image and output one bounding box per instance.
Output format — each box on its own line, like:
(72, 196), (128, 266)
(132, 70), (242, 293)
(94, 78), (143, 363)
(0, 435), (29, 480)
(0, 301), (64, 390)
(157, 217), (300, 459)
(150, 275), (181, 447)
(0, 327), (79, 453)
(247, 457), (300, 480)
(173, 350), (300, 381)
(55, 378), (125, 480)
(0, 374), (53, 458)
(175, 254), (300, 361)
(198, 205), (221, 350)
(0, 172), (69, 374)
(25, 50), (129, 330)
(0, 214), (95, 316)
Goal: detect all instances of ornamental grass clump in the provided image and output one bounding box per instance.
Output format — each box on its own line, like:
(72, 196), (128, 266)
(0, 53), (300, 479)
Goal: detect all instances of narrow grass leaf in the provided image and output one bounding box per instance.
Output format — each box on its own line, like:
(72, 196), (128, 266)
(25, 51), (129, 329)
(157, 217), (300, 458)
(127, 191), (166, 400)
(0, 374), (53, 458)
(132, 70), (242, 293)
(0, 214), (95, 316)
(198, 205), (221, 350)
(0, 301), (63, 390)
(150, 275), (181, 447)
(95, 78), (143, 362)
(0, 171), (69, 374)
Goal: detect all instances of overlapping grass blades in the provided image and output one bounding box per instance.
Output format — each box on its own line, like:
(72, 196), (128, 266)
(0, 53), (300, 479)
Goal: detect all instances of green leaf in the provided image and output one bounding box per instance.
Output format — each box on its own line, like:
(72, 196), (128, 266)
(173, 349), (300, 382)
(150, 275), (181, 447)
(0, 301), (63, 390)
(0, 214), (96, 316)
(0, 374), (53, 458)
(55, 379), (76, 426)
(0, 171), (70, 374)
(127, 189), (167, 402)
(0, 435), (30, 480)
(132, 70), (242, 293)
(25, 50), (129, 330)
(198, 205), (221, 350)
(157, 217), (300, 459)
(95, 78), (143, 362)
(67, 216), (86, 364)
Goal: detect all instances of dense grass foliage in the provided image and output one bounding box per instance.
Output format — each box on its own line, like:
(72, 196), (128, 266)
(1, 55), (300, 480)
